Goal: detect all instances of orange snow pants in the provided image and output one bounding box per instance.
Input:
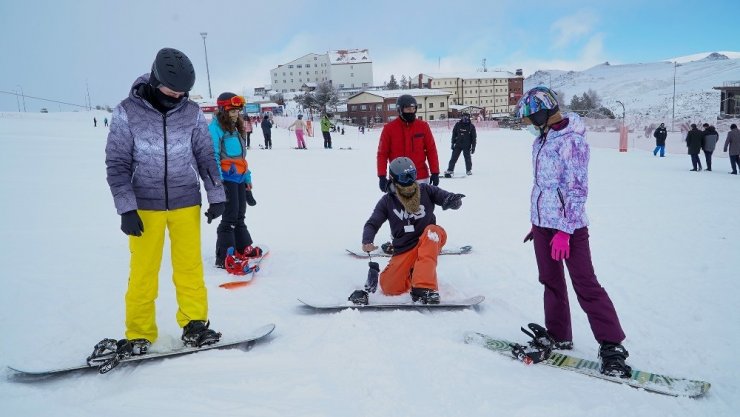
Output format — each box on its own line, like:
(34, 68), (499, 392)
(379, 224), (447, 295)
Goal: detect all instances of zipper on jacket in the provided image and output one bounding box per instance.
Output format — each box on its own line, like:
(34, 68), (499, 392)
(534, 134), (547, 224)
(556, 188), (567, 218)
(163, 114), (169, 210)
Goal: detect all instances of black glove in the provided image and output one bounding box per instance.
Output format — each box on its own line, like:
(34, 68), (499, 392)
(120, 210), (144, 236)
(442, 193), (465, 210)
(205, 202), (226, 224)
(523, 230), (534, 243)
(471, 147), (476, 154)
(378, 176), (388, 192)
(430, 173), (440, 186)
(245, 189), (257, 206)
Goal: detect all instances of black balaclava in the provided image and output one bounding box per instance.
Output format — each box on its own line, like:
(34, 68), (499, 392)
(400, 111), (416, 123)
(146, 71), (185, 113)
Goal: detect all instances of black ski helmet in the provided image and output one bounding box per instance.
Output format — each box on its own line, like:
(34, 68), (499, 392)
(396, 94), (417, 114)
(388, 157), (417, 186)
(150, 48), (196, 92)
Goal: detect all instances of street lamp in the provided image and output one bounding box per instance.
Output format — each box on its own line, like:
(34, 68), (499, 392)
(671, 61), (677, 131)
(200, 32), (212, 99)
(16, 85), (26, 112)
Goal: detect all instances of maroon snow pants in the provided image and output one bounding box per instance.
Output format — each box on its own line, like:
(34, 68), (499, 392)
(532, 226), (626, 344)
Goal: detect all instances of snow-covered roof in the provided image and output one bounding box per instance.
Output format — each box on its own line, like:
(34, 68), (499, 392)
(349, 88), (452, 101)
(329, 49), (372, 64)
(260, 102), (280, 108)
(423, 71), (518, 80)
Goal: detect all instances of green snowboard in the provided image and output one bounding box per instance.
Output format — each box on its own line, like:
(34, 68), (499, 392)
(464, 331), (710, 398)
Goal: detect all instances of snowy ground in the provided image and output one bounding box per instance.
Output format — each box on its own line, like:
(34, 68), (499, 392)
(0, 111), (737, 416)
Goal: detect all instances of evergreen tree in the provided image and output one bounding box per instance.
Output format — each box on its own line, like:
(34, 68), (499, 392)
(400, 75), (408, 89)
(386, 75), (399, 90)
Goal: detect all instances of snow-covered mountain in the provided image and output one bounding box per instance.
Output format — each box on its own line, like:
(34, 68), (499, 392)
(525, 52), (740, 126)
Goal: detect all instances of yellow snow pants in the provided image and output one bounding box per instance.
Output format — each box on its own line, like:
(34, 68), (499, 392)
(125, 205), (208, 342)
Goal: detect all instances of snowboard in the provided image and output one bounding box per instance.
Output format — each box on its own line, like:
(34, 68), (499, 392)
(219, 245), (270, 289)
(463, 331), (710, 398)
(346, 245), (472, 258)
(443, 174), (468, 179)
(7, 323), (276, 382)
(298, 295), (484, 311)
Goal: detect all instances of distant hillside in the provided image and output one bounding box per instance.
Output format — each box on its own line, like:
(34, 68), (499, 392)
(525, 52), (740, 126)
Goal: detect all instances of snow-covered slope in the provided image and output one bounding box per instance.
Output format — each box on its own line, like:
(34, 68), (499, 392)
(525, 52), (740, 125)
(0, 112), (737, 416)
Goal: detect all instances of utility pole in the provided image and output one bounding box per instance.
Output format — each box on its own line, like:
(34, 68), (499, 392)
(85, 79), (92, 110)
(14, 88), (20, 112)
(672, 61), (677, 131)
(17, 85), (26, 112)
(200, 32), (213, 99)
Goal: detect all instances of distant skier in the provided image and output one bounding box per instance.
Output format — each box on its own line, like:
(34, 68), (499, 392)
(517, 86), (631, 378)
(288, 114), (308, 149)
(444, 112), (477, 176)
(104, 117), (109, 127)
(723, 123), (740, 174)
(261, 114), (273, 149)
(685, 124), (703, 171)
(93, 117), (97, 127)
(321, 113), (334, 149)
(652, 122), (667, 157)
(701, 124), (719, 171)
(349, 157), (465, 305)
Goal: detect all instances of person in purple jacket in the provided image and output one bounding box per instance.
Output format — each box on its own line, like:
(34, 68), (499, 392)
(99, 48), (226, 368)
(349, 157), (465, 305)
(517, 86), (631, 378)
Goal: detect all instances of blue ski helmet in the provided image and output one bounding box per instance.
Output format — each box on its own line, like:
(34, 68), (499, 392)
(388, 157), (417, 186)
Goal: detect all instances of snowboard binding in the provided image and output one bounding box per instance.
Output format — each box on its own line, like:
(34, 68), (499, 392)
(510, 323), (554, 365)
(224, 246), (262, 275)
(86, 338), (149, 374)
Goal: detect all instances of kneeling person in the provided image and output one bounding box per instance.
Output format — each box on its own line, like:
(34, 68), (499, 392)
(352, 157), (465, 305)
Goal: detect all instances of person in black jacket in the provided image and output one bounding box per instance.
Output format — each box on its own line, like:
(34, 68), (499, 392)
(701, 124), (719, 171)
(685, 124), (704, 171)
(652, 123), (667, 157)
(444, 113), (477, 177)
(261, 114), (273, 149)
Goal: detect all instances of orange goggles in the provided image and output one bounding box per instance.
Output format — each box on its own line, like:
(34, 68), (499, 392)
(217, 95), (246, 109)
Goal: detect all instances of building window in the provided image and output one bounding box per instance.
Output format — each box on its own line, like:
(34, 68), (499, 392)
(314, 57), (317, 60)
(418, 102), (422, 109)
(289, 65), (294, 68)
(387, 104), (394, 111)
(440, 102), (445, 107)
(376, 104), (382, 110)
(350, 73), (354, 77)
(429, 103), (434, 108)
(429, 115), (434, 120)
(297, 65), (302, 68)
(361, 105), (367, 110)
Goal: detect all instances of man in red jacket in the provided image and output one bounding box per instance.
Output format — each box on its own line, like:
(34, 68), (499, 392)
(376, 94), (440, 191)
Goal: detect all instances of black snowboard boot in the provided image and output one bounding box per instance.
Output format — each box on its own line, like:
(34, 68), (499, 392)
(182, 320), (221, 347)
(410, 287), (441, 304)
(348, 289), (369, 305)
(599, 342), (632, 378)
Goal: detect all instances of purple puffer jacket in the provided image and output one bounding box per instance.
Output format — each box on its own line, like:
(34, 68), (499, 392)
(530, 112), (589, 234)
(106, 75), (226, 214)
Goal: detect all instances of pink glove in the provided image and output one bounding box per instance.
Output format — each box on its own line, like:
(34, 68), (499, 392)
(550, 231), (570, 261)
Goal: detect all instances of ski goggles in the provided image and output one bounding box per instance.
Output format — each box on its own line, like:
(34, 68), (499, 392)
(394, 167), (417, 186)
(217, 95), (246, 110)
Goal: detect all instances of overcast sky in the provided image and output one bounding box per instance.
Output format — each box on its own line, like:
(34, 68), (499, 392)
(1, 0), (737, 112)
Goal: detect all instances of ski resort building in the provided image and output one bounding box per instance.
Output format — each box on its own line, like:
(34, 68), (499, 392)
(345, 88), (452, 125)
(270, 49), (373, 93)
(418, 70), (524, 116)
